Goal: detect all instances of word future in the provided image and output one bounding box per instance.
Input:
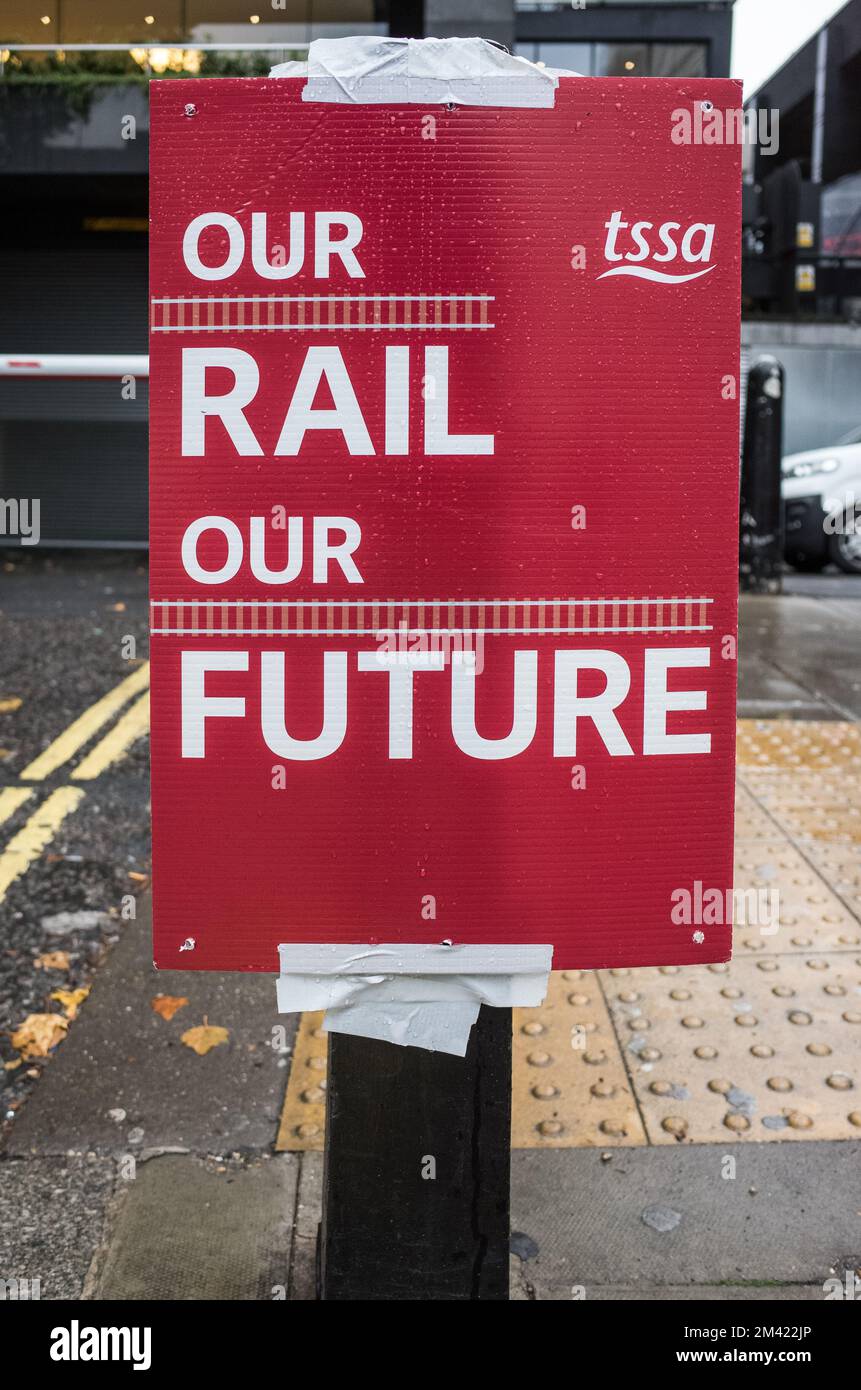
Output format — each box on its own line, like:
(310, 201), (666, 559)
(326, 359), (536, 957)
(181, 647), (713, 761)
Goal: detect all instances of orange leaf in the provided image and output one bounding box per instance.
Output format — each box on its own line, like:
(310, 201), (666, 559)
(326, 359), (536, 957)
(11, 1013), (68, 1059)
(181, 1023), (229, 1056)
(0, 697), (22, 713)
(35, 951), (70, 972)
(151, 994), (189, 1021)
(50, 987), (90, 1020)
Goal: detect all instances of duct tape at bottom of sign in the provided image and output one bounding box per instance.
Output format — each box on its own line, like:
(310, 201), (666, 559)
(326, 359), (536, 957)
(276, 943), (553, 1056)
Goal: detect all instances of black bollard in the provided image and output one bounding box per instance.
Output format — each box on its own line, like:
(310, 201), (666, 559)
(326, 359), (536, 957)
(740, 355), (785, 594)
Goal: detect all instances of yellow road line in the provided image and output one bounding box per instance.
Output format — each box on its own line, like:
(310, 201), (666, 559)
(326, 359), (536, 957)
(0, 787), (86, 903)
(20, 663), (150, 781)
(71, 691), (150, 781)
(0, 786), (34, 827)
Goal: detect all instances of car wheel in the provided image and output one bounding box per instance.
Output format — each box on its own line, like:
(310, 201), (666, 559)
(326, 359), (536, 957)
(828, 504), (861, 575)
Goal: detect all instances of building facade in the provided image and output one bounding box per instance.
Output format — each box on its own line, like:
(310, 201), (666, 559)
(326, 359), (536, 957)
(0, 0), (732, 543)
(744, 0), (861, 321)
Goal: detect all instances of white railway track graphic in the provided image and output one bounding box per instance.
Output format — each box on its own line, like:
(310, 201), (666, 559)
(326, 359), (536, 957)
(150, 294), (495, 332)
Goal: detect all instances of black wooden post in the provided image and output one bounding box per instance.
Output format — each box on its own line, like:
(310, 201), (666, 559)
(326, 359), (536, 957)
(740, 355), (785, 594)
(320, 1004), (512, 1301)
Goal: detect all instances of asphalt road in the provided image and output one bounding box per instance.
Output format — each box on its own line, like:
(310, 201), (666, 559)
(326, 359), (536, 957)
(0, 549), (150, 1129)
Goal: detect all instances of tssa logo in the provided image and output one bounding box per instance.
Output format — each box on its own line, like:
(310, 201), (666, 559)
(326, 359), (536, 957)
(598, 211), (716, 284)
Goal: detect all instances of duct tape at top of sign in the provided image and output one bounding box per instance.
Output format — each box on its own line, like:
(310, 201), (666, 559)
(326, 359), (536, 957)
(271, 35), (574, 108)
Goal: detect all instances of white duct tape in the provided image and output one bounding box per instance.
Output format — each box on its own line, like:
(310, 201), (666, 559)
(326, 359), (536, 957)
(277, 942), (553, 1056)
(324, 1002), (482, 1055)
(270, 35), (559, 109)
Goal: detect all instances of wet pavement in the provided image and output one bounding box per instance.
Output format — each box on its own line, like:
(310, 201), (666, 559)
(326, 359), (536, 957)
(739, 581), (861, 721)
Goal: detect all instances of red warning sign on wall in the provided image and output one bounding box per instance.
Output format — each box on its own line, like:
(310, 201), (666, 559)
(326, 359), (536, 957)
(149, 74), (741, 972)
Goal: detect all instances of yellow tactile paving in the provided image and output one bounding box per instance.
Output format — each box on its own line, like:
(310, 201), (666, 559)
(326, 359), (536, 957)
(767, 807), (861, 848)
(731, 845), (860, 954)
(510, 970), (646, 1148)
(604, 953), (861, 1143)
(742, 770), (861, 809)
(278, 719), (861, 1151)
(733, 792), (781, 841)
(275, 1011), (327, 1152)
(737, 718), (861, 770)
(804, 851), (861, 910)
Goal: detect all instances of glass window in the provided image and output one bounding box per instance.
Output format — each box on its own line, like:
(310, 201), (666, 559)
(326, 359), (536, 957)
(650, 43), (707, 78)
(0, 1), (379, 44)
(1, 2), (60, 42)
(519, 40), (708, 79)
(535, 42), (592, 75)
(531, 42), (592, 74)
(822, 172), (861, 258)
(593, 43), (649, 78)
(59, 3), (183, 43)
(187, 0), (376, 37)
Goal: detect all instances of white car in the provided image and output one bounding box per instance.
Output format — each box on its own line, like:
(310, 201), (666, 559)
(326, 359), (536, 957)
(782, 427), (861, 575)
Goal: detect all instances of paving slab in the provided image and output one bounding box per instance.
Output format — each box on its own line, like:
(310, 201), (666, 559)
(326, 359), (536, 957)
(510, 1143), (861, 1299)
(736, 656), (833, 721)
(289, 1152), (323, 1300)
(738, 594), (861, 721)
(5, 894), (294, 1158)
(93, 1153), (298, 1301)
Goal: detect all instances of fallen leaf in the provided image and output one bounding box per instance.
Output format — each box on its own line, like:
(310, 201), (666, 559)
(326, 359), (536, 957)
(109, 602), (126, 612)
(128, 871), (149, 883)
(35, 951), (70, 972)
(0, 697), (22, 713)
(50, 987), (90, 1020)
(181, 1023), (229, 1056)
(0, 749), (12, 760)
(4, 1059), (22, 1071)
(11, 1013), (68, 1059)
(151, 994), (188, 1021)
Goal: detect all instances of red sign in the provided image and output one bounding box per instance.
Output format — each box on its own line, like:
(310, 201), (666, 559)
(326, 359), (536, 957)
(150, 75), (741, 972)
